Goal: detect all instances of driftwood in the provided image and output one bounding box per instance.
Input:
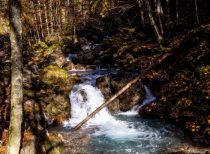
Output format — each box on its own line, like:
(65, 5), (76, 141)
(73, 51), (173, 130)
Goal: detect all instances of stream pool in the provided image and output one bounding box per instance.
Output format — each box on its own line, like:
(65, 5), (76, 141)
(60, 68), (192, 154)
(89, 115), (187, 154)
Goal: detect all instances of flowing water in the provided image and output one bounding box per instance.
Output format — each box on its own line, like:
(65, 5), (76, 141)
(63, 69), (189, 154)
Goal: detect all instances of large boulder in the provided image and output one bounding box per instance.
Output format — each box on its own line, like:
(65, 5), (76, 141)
(96, 76), (119, 113)
(96, 74), (145, 112)
(39, 65), (74, 124)
(111, 74), (145, 111)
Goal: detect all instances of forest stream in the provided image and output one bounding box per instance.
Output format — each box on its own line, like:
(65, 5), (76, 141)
(50, 65), (201, 154)
(0, 1), (210, 154)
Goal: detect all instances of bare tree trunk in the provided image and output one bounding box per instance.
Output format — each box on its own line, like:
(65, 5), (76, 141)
(49, 0), (54, 34)
(44, 0), (50, 36)
(137, 0), (145, 27)
(31, 1), (40, 41)
(67, 0), (70, 30)
(157, 0), (164, 35)
(37, 0), (44, 38)
(7, 0), (23, 153)
(58, 0), (62, 33)
(73, 0), (78, 44)
(145, 0), (163, 44)
(55, 1), (59, 31)
(195, 0), (199, 24)
(34, 14), (40, 41)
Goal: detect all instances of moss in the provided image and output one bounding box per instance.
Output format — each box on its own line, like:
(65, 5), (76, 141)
(32, 41), (49, 52)
(41, 65), (69, 86)
(23, 89), (35, 98)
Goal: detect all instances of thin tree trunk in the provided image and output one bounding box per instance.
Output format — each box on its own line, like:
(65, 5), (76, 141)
(145, 0), (163, 44)
(7, 0), (23, 153)
(32, 1), (40, 41)
(49, 0), (54, 34)
(67, 0), (70, 29)
(157, 0), (164, 35)
(195, 0), (199, 24)
(73, 0), (78, 44)
(58, 0), (62, 33)
(137, 0), (145, 27)
(74, 52), (173, 130)
(37, 0), (44, 38)
(55, 1), (59, 31)
(44, 0), (50, 36)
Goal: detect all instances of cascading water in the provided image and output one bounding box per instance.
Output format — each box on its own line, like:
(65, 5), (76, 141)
(119, 85), (156, 116)
(63, 70), (189, 153)
(64, 83), (141, 139)
(64, 84), (113, 127)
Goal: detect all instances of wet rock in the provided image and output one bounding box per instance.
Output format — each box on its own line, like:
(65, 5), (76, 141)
(96, 74), (145, 112)
(46, 95), (70, 124)
(111, 74), (145, 111)
(96, 76), (120, 113)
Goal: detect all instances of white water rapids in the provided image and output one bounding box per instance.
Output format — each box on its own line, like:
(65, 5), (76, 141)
(64, 83), (158, 140)
(63, 76), (187, 153)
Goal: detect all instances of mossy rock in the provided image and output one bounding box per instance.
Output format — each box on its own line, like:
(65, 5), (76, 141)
(41, 65), (69, 87)
(46, 95), (69, 117)
(32, 41), (49, 52)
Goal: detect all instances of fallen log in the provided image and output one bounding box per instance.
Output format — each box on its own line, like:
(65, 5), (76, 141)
(73, 51), (173, 130)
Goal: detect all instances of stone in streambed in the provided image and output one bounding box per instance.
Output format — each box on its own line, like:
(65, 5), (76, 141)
(111, 74), (145, 111)
(96, 74), (145, 112)
(46, 94), (70, 124)
(96, 76), (120, 113)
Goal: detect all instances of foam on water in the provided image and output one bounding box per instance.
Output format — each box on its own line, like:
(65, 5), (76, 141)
(64, 83), (142, 139)
(64, 83), (186, 153)
(63, 84), (112, 127)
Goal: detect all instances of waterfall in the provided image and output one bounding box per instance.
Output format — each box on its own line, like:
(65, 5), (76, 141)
(64, 84), (113, 127)
(64, 83), (141, 139)
(62, 83), (186, 153)
(140, 85), (156, 107)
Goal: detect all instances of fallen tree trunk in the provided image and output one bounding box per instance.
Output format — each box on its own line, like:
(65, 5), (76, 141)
(74, 51), (173, 130)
